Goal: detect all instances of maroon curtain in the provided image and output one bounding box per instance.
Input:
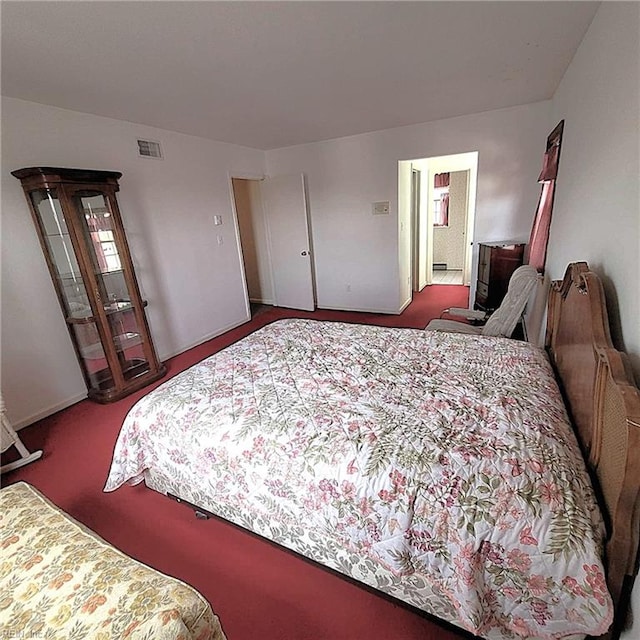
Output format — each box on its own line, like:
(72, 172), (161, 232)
(434, 173), (450, 188)
(525, 120), (564, 273)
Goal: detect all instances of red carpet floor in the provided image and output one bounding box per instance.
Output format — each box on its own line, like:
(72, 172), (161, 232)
(4, 285), (473, 640)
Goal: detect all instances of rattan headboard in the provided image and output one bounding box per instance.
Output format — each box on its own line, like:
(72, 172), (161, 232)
(546, 262), (640, 638)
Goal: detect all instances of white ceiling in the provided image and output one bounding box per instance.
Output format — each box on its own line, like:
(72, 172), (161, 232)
(2, 1), (599, 150)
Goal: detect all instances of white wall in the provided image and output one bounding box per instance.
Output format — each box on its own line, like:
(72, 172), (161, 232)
(266, 101), (550, 313)
(1, 97), (264, 427)
(545, 2), (640, 382)
(542, 4), (640, 635)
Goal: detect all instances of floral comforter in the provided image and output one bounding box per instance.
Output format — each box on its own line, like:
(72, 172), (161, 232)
(105, 319), (613, 639)
(0, 482), (226, 640)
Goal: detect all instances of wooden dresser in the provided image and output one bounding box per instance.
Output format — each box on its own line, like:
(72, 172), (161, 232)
(475, 242), (525, 311)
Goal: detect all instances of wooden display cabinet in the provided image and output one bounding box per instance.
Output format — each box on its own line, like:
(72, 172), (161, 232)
(12, 167), (166, 403)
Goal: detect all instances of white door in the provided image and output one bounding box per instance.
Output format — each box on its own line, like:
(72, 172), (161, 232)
(260, 174), (315, 311)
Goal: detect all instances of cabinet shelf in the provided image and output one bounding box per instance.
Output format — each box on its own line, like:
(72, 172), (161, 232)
(80, 332), (142, 360)
(96, 268), (124, 276)
(104, 300), (133, 315)
(92, 359), (151, 391)
(115, 332), (142, 350)
(65, 299), (147, 324)
(66, 314), (95, 325)
(12, 166), (166, 403)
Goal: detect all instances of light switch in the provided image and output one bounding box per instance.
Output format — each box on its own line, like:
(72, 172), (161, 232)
(213, 215), (222, 225)
(372, 201), (390, 215)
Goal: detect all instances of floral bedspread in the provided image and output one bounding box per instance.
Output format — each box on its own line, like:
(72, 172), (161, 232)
(0, 482), (226, 640)
(105, 318), (613, 639)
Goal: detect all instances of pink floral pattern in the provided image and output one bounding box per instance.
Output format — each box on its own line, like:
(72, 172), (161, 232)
(105, 319), (613, 639)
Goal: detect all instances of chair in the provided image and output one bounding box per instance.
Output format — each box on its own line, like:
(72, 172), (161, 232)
(0, 393), (43, 474)
(425, 265), (540, 338)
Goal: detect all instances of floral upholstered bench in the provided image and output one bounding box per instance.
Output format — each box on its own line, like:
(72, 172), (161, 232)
(0, 482), (226, 639)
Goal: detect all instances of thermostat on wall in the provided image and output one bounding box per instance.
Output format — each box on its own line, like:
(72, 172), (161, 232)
(372, 201), (390, 215)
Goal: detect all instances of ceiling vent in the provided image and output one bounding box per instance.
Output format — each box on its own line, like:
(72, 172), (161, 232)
(137, 139), (163, 159)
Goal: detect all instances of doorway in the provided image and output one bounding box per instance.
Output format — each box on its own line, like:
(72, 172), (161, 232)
(431, 170), (469, 285)
(398, 152), (478, 307)
(231, 177), (275, 309)
(230, 174), (316, 315)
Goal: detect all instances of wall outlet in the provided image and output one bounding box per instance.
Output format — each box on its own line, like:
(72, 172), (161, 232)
(217, 235), (224, 245)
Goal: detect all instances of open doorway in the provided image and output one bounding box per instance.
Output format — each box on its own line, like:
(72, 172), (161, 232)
(229, 174), (316, 317)
(431, 170), (469, 285)
(398, 152), (478, 308)
(231, 177), (275, 314)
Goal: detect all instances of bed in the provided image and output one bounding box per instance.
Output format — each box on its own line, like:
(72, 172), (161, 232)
(0, 481), (226, 640)
(105, 262), (640, 640)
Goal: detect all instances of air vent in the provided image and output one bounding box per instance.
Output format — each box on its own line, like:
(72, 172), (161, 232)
(137, 139), (163, 159)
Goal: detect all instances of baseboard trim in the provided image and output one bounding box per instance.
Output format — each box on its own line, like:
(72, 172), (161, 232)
(160, 315), (251, 361)
(318, 304), (401, 315)
(14, 391), (88, 431)
(398, 297), (412, 313)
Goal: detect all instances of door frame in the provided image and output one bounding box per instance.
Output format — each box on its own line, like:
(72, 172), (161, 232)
(410, 168), (421, 292)
(227, 172), (270, 319)
(425, 166), (472, 283)
(398, 152), (478, 307)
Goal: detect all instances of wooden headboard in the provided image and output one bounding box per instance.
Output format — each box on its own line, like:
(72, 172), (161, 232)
(546, 262), (640, 638)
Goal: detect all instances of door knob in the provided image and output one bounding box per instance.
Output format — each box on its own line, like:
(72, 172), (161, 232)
(301, 250), (309, 256)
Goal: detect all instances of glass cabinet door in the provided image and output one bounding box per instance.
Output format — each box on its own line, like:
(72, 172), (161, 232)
(74, 190), (151, 387)
(30, 189), (88, 312)
(29, 189), (115, 391)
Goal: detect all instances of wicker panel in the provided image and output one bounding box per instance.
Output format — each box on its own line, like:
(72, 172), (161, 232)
(597, 372), (629, 524)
